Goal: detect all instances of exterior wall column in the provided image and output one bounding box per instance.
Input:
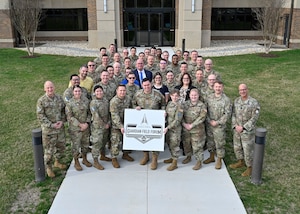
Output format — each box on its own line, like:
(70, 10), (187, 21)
(0, 0), (15, 48)
(290, 1), (300, 48)
(88, 0), (121, 48)
(176, 0), (203, 49)
(201, 0), (212, 47)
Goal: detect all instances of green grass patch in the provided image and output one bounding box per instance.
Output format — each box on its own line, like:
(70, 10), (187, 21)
(0, 48), (299, 213)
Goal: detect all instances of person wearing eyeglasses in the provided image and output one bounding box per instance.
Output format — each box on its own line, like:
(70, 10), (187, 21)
(202, 73), (216, 102)
(203, 58), (221, 81)
(133, 59), (153, 88)
(63, 74), (90, 104)
(230, 84), (260, 177)
(87, 61), (100, 84)
(124, 71), (140, 100)
(158, 59), (168, 82)
(152, 72), (170, 103)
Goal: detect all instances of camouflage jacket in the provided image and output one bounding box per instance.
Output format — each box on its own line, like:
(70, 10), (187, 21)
(110, 95), (132, 129)
(126, 84), (140, 100)
(183, 100), (207, 133)
(132, 89), (166, 110)
(66, 97), (91, 131)
(166, 101), (183, 131)
(93, 81), (117, 101)
(63, 86), (90, 104)
(232, 96), (260, 132)
(206, 93), (232, 127)
(90, 98), (110, 129)
(36, 94), (66, 134)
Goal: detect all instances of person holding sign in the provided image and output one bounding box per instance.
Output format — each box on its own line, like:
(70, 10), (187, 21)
(132, 78), (166, 170)
(110, 84), (135, 168)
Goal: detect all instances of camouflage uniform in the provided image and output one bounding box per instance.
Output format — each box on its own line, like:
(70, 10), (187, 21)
(232, 96), (260, 167)
(132, 89), (166, 110)
(165, 101), (183, 159)
(63, 86), (90, 104)
(132, 89), (166, 155)
(113, 73), (126, 85)
(203, 69), (221, 81)
(144, 64), (158, 76)
(65, 97), (91, 157)
(206, 93), (232, 158)
(90, 97), (111, 159)
(87, 71), (101, 84)
(164, 80), (177, 92)
(182, 100), (207, 161)
(126, 84), (140, 100)
(36, 94), (66, 168)
(109, 95), (132, 158)
(192, 79), (207, 101)
(93, 82), (117, 101)
(202, 86), (215, 103)
(167, 65), (180, 77)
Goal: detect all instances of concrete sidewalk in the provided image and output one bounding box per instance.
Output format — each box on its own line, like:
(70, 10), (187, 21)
(48, 149), (247, 214)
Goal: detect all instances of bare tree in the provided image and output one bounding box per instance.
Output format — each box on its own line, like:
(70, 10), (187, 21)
(252, 0), (286, 54)
(8, 0), (42, 56)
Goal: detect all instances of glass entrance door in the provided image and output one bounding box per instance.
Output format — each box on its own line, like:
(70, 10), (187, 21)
(123, 1), (175, 47)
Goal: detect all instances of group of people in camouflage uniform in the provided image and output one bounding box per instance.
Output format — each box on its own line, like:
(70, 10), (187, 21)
(37, 44), (260, 178)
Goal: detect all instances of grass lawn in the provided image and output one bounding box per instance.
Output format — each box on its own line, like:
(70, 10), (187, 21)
(0, 48), (299, 213)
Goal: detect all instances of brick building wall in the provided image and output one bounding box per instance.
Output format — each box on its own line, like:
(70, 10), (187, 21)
(0, 10), (14, 48)
(87, 0), (97, 31)
(202, 0), (212, 30)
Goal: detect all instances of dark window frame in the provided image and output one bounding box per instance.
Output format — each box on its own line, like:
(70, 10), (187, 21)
(38, 8), (88, 31)
(211, 8), (259, 31)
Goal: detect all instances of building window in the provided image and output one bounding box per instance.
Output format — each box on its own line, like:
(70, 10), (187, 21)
(38, 9), (88, 31)
(212, 8), (258, 30)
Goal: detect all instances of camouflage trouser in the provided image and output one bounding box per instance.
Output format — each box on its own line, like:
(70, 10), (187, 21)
(69, 129), (90, 157)
(206, 125), (226, 158)
(42, 131), (66, 167)
(182, 129), (206, 161)
(166, 129), (181, 159)
(90, 127), (109, 159)
(110, 129), (122, 158)
(233, 130), (255, 167)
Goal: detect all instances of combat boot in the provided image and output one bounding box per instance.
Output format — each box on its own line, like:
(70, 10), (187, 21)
(54, 159), (67, 170)
(112, 158), (120, 168)
(93, 158), (104, 170)
(46, 167), (55, 178)
(241, 166), (252, 177)
(229, 159), (245, 169)
(203, 152), (215, 164)
(182, 156), (191, 164)
(122, 152), (134, 162)
(82, 153), (92, 167)
(215, 157), (222, 169)
(74, 157), (83, 171)
(192, 161), (202, 170)
(150, 154), (158, 170)
(100, 151), (112, 162)
(167, 159), (178, 171)
(140, 152), (149, 165)
(163, 157), (173, 163)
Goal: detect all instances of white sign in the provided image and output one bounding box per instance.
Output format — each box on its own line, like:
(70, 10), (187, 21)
(123, 109), (165, 151)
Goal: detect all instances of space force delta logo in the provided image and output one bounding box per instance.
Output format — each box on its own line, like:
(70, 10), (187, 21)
(125, 114), (163, 144)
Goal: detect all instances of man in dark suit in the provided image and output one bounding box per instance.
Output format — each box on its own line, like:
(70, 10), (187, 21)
(133, 59), (153, 88)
